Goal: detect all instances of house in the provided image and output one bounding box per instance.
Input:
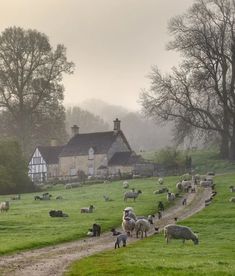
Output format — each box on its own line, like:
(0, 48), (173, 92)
(59, 119), (134, 178)
(28, 118), (157, 182)
(28, 141), (64, 182)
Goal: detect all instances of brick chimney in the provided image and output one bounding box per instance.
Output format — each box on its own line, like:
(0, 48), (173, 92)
(71, 125), (79, 136)
(113, 118), (121, 134)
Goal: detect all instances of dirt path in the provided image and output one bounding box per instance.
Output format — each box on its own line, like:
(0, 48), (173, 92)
(0, 187), (212, 276)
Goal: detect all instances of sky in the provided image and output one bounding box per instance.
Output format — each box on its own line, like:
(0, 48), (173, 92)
(0, 0), (194, 111)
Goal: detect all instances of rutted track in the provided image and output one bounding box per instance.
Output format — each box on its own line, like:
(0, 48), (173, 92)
(0, 188), (212, 276)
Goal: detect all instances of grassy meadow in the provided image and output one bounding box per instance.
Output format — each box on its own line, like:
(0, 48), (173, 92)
(0, 177), (178, 255)
(66, 173), (235, 276)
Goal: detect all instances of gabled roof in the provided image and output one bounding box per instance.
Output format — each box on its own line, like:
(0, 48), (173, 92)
(108, 152), (144, 166)
(38, 146), (64, 164)
(60, 130), (132, 157)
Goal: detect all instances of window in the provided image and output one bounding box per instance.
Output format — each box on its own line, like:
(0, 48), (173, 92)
(88, 148), (94, 160)
(33, 157), (41, 165)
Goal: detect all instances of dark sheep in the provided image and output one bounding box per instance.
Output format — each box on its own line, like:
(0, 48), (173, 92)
(115, 234), (128, 249)
(111, 228), (122, 236)
(92, 223), (101, 236)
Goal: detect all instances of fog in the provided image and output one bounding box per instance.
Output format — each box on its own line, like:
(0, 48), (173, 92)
(0, 0), (194, 110)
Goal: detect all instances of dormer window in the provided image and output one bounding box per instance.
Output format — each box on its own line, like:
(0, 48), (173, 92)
(88, 147), (94, 160)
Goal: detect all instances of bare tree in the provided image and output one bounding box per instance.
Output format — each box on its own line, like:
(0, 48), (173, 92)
(141, 0), (235, 160)
(0, 27), (74, 154)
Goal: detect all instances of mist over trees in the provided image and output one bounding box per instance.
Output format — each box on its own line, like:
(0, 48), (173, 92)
(0, 27), (74, 156)
(78, 99), (172, 151)
(140, 0), (235, 160)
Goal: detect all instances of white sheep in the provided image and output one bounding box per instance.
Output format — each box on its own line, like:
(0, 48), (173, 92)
(200, 180), (213, 187)
(164, 224), (199, 245)
(122, 216), (136, 236)
(123, 208), (137, 221)
(80, 205), (95, 213)
(167, 192), (175, 202)
(124, 190), (142, 202)
(123, 181), (129, 189)
(135, 215), (154, 238)
(158, 177), (164, 185)
(0, 201), (9, 212)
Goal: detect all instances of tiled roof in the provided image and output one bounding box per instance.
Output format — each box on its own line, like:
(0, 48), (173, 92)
(108, 152), (143, 166)
(38, 146), (64, 164)
(60, 130), (131, 157)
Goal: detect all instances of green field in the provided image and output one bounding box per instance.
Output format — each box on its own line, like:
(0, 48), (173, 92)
(0, 177), (177, 255)
(66, 174), (235, 276)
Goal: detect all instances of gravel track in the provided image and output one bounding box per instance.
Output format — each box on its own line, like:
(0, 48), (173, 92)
(0, 187), (212, 276)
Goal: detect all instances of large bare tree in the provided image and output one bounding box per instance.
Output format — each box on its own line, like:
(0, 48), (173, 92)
(141, 0), (235, 160)
(0, 27), (74, 154)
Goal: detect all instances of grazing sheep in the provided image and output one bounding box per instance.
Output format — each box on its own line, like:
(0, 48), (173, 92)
(158, 177), (164, 185)
(167, 192), (176, 202)
(80, 205), (95, 213)
(123, 181), (129, 189)
(103, 195), (113, 202)
(115, 234), (128, 249)
(0, 201), (9, 212)
(229, 186), (235, 192)
(135, 215), (154, 238)
(56, 195), (63, 200)
(92, 223), (101, 236)
(164, 224), (199, 245)
(229, 197), (235, 203)
(200, 180), (213, 187)
(65, 183), (72, 189)
(122, 216), (136, 236)
(111, 228), (122, 236)
(124, 190), (142, 202)
(49, 210), (68, 217)
(153, 187), (169, 194)
(11, 194), (21, 200)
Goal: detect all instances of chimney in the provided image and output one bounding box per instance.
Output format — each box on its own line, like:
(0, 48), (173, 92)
(113, 118), (121, 134)
(71, 124), (79, 136)
(50, 139), (57, 147)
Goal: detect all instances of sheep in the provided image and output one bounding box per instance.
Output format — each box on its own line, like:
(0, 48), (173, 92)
(158, 177), (164, 185)
(92, 223), (101, 236)
(115, 234), (128, 249)
(124, 190), (142, 202)
(135, 215), (154, 238)
(65, 183), (72, 189)
(0, 201), (9, 212)
(11, 194), (21, 200)
(182, 198), (187, 205)
(229, 186), (235, 192)
(158, 201), (164, 211)
(111, 228), (122, 236)
(122, 216), (136, 236)
(56, 195), (63, 200)
(123, 181), (129, 189)
(80, 205), (95, 213)
(153, 187), (169, 194)
(164, 224), (199, 245)
(49, 210), (68, 217)
(229, 197), (235, 203)
(87, 228), (94, 236)
(123, 209), (137, 221)
(167, 192), (175, 202)
(103, 195), (113, 202)
(200, 180), (213, 187)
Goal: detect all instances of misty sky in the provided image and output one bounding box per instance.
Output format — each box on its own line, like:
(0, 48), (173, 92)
(0, 0), (194, 110)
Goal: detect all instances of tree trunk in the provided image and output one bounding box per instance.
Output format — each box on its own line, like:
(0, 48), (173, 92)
(229, 117), (235, 161)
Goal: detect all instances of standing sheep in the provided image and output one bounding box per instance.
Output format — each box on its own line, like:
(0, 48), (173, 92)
(167, 192), (175, 202)
(135, 215), (154, 238)
(80, 205), (95, 213)
(124, 190), (142, 202)
(123, 181), (129, 189)
(164, 224), (199, 245)
(115, 234), (128, 249)
(0, 201), (9, 212)
(158, 177), (164, 185)
(122, 216), (136, 236)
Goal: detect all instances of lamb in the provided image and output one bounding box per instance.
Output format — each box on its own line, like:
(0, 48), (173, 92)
(123, 181), (129, 189)
(124, 190), (142, 202)
(114, 234), (128, 249)
(158, 201), (164, 211)
(167, 192), (175, 202)
(0, 201), (9, 212)
(164, 224), (199, 245)
(229, 186), (235, 192)
(111, 228), (122, 236)
(135, 215), (154, 238)
(92, 223), (101, 236)
(80, 205), (95, 213)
